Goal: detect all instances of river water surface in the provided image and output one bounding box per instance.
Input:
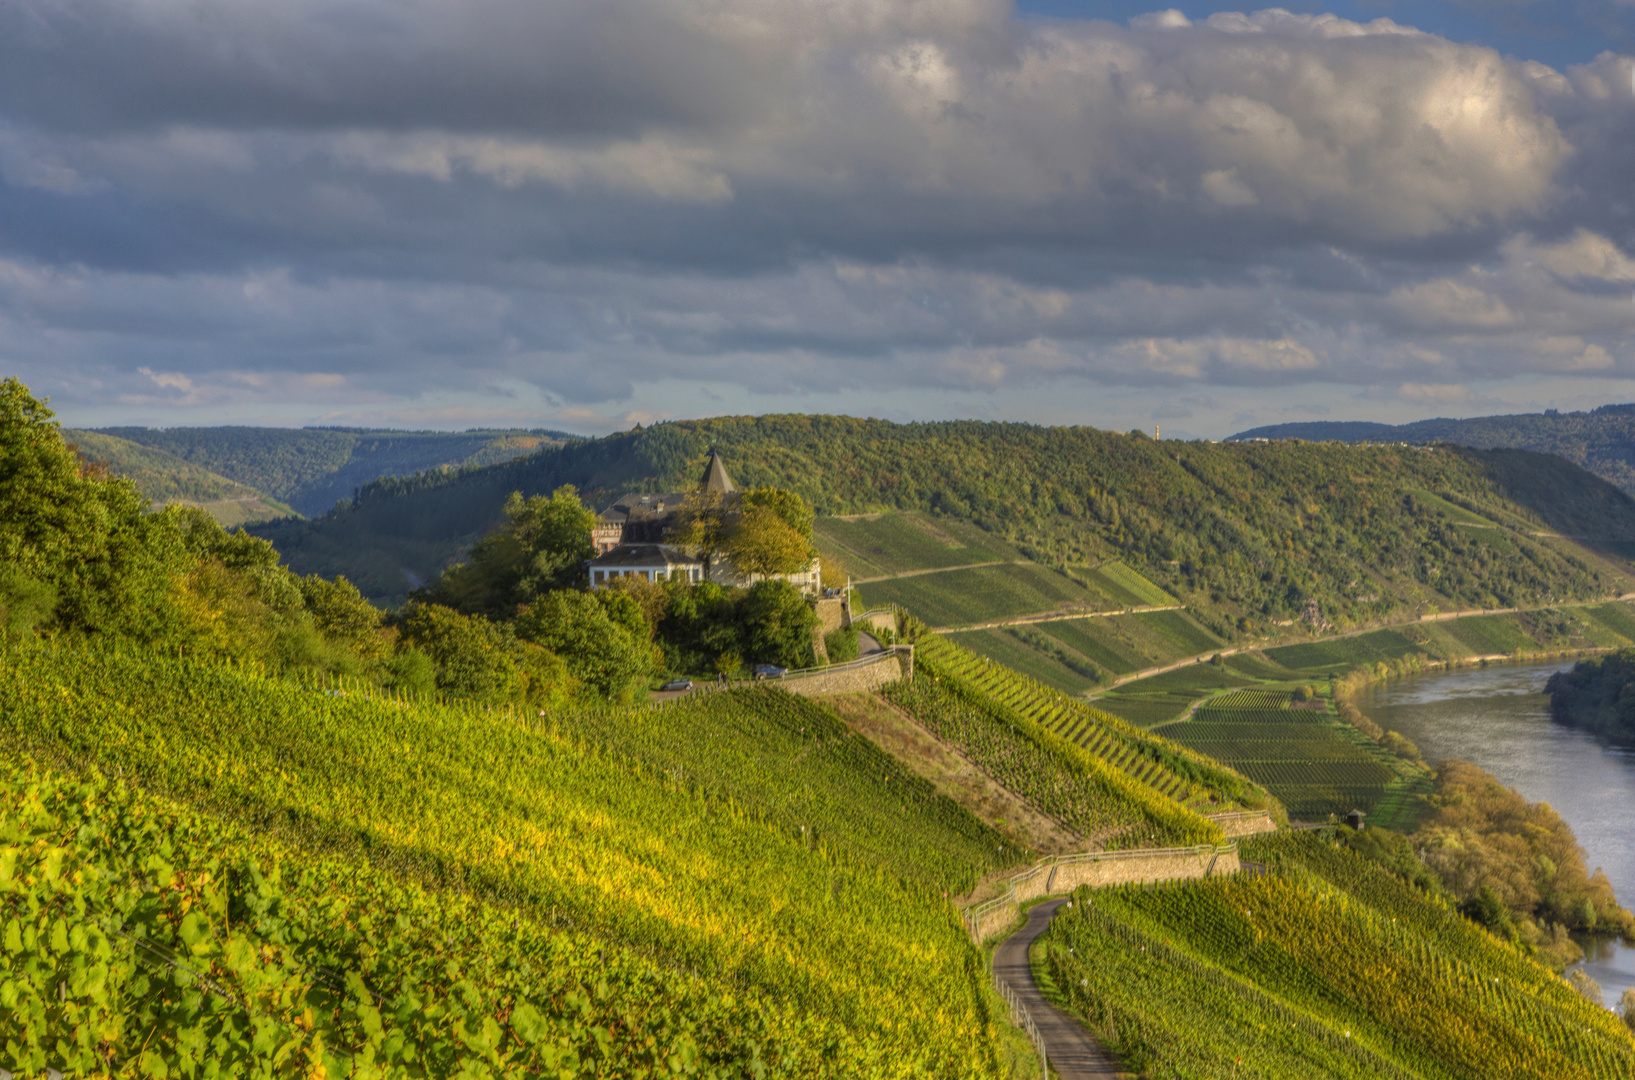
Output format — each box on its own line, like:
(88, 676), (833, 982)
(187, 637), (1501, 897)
(1357, 660), (1635, 1011)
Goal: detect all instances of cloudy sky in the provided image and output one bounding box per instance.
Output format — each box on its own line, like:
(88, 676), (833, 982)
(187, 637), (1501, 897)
(2, 0), (1632, 438)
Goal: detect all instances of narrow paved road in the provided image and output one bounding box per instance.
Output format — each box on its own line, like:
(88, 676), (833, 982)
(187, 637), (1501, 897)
(992, 899), (1117, 1079)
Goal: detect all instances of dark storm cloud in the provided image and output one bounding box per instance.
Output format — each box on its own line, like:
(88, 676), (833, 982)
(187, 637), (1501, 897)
(0, 0), (1631, 422)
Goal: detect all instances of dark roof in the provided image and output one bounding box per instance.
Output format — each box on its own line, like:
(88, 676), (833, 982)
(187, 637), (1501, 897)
(699, 448), (736, 495)
(588, 543), (701, 569)
(595, 492), (688, 525)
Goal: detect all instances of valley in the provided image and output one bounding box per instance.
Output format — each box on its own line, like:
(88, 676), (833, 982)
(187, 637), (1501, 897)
(6, 381), (1635, 1078)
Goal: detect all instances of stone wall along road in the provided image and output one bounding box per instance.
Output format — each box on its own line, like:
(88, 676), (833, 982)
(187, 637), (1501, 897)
(966, 843), (1239, 943)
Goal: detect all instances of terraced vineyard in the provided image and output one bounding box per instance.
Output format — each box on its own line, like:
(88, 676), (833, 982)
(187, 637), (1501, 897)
(911, 635), (1266, 813)
(1164, 689), (1403, 821)
(0, 642), (1013, 1077)
(1071, 560), (1177, 607)
(1261, 628), (1424, 673)
(943, 607), (1229, 696)
(856, 562), (1104, 628)
(814, 511), (1019, 576)
(3, 758), (891, 1079)
(1039, 831), (1635, 1079)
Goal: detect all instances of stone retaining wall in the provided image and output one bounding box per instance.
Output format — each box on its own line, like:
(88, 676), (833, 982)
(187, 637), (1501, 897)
(1206, 811), (1280, 837)
(853, 610), (897, 635)
(778, 650), (909, 697)
(966, 844), (1240, 943)
(813, 597), (848, 634)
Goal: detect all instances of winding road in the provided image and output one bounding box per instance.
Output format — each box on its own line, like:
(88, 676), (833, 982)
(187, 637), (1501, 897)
(992, 899), (1118, 1078)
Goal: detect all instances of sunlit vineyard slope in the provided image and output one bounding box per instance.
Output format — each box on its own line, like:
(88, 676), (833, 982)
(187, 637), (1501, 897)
(0, 642), (1021, 1077)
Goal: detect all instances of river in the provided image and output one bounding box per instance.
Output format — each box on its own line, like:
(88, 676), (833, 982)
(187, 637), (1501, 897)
(1357, 659), (1635, 1012)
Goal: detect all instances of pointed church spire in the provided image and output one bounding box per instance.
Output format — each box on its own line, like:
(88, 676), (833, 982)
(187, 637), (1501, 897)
(699, 446), (737, 495)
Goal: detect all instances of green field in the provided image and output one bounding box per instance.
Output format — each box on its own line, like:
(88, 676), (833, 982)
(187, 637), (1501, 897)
(814, 511), (1019, 576)
(5, 757), (879, 1078)
(855, 561), (1102, 627)
(1163, 692), (1408, 820)
(1583, 601), (1635, 642)
(1052, 610), (1223, 673)
(1039, 832), (1635, 1079)
(1114, 662), (1251, 697)
(1261, 628), (1422, 673)
(0, 643), (1018, 1076)
(945, 626), (1104, 694)
(909, 635), (1271, 818)
(1070, 561), (1176, 607)
(1033, 618), (1143, 674)
(1404, 487), (1499, 526)
(1092, 693), (1197, 728)
(1438, 613), (1538, 655)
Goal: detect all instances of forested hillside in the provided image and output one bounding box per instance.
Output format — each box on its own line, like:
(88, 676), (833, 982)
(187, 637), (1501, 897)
(1233, 404), (1635, 498)
(95, 425), (571, 516)
(251, 416), (1635, 617)
(65, 429), (295, 526)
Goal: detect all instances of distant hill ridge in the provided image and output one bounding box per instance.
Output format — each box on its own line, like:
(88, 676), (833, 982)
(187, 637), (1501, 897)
(65, 429), (297, 528)
(93, 424), (574, 516)
(1231, 404), (1635, 497)
(247, 415), (1635, 620)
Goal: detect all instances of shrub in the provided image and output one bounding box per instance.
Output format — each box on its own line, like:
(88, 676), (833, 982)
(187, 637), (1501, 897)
(825, 626), (859, 663)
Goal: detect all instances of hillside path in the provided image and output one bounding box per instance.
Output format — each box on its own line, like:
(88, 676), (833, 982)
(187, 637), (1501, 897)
(992, 899), (1117, 1079)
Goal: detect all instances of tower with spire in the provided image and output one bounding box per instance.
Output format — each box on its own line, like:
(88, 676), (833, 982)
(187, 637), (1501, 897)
(699, 446), (737, 496)
(585, 446), (821, 595)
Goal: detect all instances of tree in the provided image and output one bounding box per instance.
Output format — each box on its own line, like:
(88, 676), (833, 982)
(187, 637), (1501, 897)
(1619, 988), (1635, 1034)
(740, 580), (818, 669)
(669, 489), (732, 569)
(396, 604), (520, 701)
(514, 590), (659, 702)
(739, 486), (814, 540)
(298, 574), (385, 661)
(604, 575), (668, 637)
(423, 486), (595, 617)
(0, 377), (188, 643)
(723, 506), (814, 577)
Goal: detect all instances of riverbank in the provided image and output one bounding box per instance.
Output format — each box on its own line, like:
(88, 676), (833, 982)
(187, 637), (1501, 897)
(1357, 660), (1635, 1005)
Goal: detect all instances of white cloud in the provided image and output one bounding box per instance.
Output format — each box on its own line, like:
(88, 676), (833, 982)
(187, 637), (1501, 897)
(1527, 229), (1635, 283)
(1388, 280), (1515, 330)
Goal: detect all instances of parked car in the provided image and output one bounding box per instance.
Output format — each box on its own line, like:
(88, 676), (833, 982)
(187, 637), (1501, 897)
(659, 678), (693, 692)
(753, 664), (789, 679)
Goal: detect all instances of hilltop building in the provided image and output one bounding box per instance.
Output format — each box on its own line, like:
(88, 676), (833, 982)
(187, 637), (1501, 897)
(587, 544), (703, 588)
(586, 448), (820, 593)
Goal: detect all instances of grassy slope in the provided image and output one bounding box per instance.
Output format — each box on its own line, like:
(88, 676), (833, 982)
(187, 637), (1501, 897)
(66, 429), (297, 526)
(0, 644), (1020, 1076)
(901, 634), (1273, 822)
(1040, 831), (1635, 1079)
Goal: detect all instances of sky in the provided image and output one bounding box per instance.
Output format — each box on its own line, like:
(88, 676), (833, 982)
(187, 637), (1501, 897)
(0, 0), (1632, 439)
